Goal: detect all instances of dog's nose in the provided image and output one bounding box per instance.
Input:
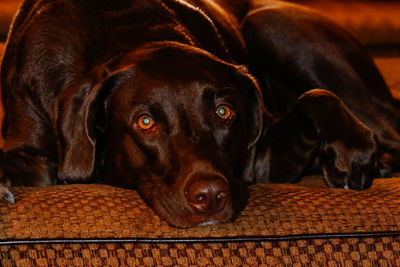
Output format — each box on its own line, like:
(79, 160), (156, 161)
(184, 177), (230, 214)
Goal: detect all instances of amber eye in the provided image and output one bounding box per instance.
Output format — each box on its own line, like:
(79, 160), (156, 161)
(137, 114), (155, 130)
(216, 105), (233, 120)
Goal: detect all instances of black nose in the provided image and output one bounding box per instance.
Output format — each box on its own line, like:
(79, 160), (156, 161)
(184, 176), (230, 214)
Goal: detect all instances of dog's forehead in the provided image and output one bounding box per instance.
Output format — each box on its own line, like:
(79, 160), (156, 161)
(129, 59), (238, 105)
(127, 72), (220, 123)
(135, 72), (214, 101)
(129, 43), (240, 86)
(110, 45), (250, 123)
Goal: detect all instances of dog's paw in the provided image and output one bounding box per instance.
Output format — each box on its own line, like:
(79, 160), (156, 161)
(0, 183), (15, 204)
(320, 130), (378, 190)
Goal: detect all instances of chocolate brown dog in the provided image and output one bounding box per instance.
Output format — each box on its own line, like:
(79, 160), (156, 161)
(1, 0), (400, 227)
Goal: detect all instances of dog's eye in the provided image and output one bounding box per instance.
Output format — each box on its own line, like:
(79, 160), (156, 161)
(216, 105), (233, 120)
(137, 114), (155, 130)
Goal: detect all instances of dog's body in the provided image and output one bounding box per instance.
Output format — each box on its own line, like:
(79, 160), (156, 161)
(1, 0), (400, 227)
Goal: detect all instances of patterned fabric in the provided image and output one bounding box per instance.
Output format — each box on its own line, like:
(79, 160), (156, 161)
(1, 178), (400, 242)
(1, 178), (400, 264)
(1, 237), (400, 266)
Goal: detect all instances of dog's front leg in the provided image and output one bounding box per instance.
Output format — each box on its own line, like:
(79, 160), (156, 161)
(254, 89), (378, 189)
(0, 184), (14, 204)
(0, 149), (15, 204)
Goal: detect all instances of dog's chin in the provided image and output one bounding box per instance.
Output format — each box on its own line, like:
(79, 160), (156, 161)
(150, 197), (239, 228)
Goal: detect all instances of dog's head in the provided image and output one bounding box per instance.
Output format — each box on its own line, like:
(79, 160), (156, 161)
(55, 42), (264, 227)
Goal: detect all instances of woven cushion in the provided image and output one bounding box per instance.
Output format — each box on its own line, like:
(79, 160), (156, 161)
(2, 178), (400, 265)
(1, 178), (400, 241)
(2, 237), (400, 266)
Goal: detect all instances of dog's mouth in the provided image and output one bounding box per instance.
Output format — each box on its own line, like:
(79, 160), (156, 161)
(156, 196), (235, 228)
(138, 176), (248, 228)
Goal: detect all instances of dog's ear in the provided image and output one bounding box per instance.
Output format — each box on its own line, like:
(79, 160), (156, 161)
(236, 67), (273, 183)
(54, 65), (133, 182)
(236, 67), (267, 150)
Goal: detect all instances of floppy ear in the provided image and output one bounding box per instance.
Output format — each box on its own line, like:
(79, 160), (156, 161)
(54, 67), (108, 182)
(236, 67), (273, 183)
(54, 66), (130, 182)
(236, 67), (269, 150)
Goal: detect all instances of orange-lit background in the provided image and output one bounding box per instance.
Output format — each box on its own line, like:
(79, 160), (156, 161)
(0, 0), (20, 36)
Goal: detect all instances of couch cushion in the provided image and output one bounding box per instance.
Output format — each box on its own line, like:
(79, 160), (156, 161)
(1, 178), (400, 242)
(2, 236), (400, 265)
(1, 178), (400, 265)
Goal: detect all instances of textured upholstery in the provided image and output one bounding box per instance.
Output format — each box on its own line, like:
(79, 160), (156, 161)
(1, 179), (400, 241)
(2, 237), (400, 266)
(2, 179), (400, 265)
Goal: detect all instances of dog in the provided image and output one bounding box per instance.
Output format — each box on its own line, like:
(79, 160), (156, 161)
(1, 0), (400, 228)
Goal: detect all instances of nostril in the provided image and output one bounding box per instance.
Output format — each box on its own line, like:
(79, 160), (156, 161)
(184, 177), (230, 214)
(217, 191), (227, 201)
(196, 194), (206, 202)
(193, 193), (207, 208)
